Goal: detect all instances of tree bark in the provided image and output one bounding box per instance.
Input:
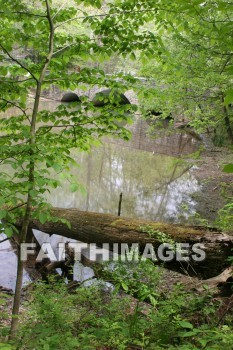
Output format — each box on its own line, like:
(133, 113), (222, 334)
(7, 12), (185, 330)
(16, 207), (233, 279)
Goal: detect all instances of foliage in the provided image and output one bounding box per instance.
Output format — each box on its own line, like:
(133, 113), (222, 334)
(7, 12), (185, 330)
(140, 224), (175, 247)
(0, 293), (12, 333)
(215, 181), (233, 232)
(1, 1), (232, 232)
(1, 0), (233, 345)
(1, 0), (161, 237)
(0, 0), (157, 336)
(135, 0), (233, 144)
(0, 268), (231, 350)
(105, 259), (163, 305)
(223, 164), (233, 173)
(216, 200), (233, 232)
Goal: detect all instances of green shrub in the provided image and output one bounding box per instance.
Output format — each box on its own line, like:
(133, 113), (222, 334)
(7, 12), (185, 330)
(4, 263), (232, 350)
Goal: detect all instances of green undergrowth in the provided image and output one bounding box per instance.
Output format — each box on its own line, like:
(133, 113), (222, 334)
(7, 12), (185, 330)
(1, 262), (232, 350)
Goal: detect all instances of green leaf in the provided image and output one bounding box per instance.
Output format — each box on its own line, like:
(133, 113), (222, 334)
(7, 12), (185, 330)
(130, 52), (136, 60)
(224, 89), (233, 105)
(178, 321), (194, 329)
(149, 295), (157, 306)
(4, 226), (13, 237)
(29, 190), (38, 198)
(0, 344), (15, 350)
(70, 183), (79, 192)
(178, 330), (198, 337)
(66, 220), (71, 229)
(223, 164), (233, 173)
(38, 212), (48, 224)
(121, 282), (129, 292)
(0, 209), (7, 220)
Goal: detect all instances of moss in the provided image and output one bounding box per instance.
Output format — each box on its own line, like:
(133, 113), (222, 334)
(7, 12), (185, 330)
(110, 219), (126, 227)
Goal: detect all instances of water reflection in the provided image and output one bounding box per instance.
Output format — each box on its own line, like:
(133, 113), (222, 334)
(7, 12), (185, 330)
(46, 143), (199, 222)
(109, 117), (201, 157)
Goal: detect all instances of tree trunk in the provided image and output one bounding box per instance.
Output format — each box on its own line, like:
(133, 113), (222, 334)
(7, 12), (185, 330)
(9, 0), (55, 339)
(223, 98), (233, 144)
(16, 207), (233, 279)
(10, 202), (32, 338)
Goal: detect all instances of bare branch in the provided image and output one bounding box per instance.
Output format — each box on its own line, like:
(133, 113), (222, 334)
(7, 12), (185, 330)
(52, 3), (66, 19)
(52, 43), (77, 57)
(0, 43), (38, 82)
(0, 98), (31, 124)
(8, 202), (27, 212)
(0, 237), (10, 244)
(54, 8), (164, 29)
(0, 77), (34, 84)
(0, 11), (47, 18)
(220, 54), (232, 74)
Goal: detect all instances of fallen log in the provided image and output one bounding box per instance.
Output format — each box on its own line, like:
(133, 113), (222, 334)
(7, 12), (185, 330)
(15, 208), (233, 278)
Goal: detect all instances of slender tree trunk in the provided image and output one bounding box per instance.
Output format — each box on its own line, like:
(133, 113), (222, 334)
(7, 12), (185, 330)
(222, 96), (233, 144)
(10, 199), (32, 338)
(223, 106), (233, 144)
(9, 0), (54, 338)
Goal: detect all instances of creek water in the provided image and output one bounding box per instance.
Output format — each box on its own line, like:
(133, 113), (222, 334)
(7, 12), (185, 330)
(0, 113), (202, 290)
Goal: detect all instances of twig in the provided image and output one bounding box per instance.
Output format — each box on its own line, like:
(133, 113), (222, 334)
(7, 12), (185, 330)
(52, 3), (66, 19)
(0, 98), (31, 124)
(0, 77), (34, 84)
(0, 11), (47, 18)
(0, 43), (38, 82)
(8, 202), (27, 212)
(0, 237), (10, 244)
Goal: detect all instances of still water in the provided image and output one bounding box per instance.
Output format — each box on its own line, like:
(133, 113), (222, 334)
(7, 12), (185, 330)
(46, 143), (199, 222)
